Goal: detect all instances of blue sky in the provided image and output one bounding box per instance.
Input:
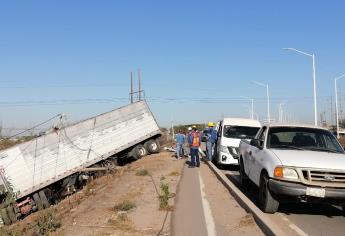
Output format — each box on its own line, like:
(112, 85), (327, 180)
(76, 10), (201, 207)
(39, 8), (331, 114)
(1, 1), (345, 131)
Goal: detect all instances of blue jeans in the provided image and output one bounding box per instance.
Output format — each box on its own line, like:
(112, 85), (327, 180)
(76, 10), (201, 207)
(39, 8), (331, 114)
(190, 148), (200, 166)
(176, 144), (183, 158)
(206, 141), (214, 161)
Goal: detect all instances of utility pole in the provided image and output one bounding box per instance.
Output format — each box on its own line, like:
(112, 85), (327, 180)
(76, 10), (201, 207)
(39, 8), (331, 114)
(171, 114), (175, 140)
(130, 72), (134, 104)
(138, 68), (142, 101)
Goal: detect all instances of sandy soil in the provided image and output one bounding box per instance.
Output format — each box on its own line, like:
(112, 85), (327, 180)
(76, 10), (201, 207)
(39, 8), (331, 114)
(3, 151), (183, 236)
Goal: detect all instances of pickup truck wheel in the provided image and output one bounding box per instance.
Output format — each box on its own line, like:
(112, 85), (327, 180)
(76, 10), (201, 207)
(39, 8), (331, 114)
(33, 193), (44, 211)
(0, 208), (11, 225)
(259, 173), (279, 213)
(239, 159), (250, 190)
(341, 206), (345, 215)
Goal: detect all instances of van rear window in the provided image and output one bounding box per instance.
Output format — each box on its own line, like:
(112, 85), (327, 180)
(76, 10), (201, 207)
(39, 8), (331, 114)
(223, 126), (260, 139)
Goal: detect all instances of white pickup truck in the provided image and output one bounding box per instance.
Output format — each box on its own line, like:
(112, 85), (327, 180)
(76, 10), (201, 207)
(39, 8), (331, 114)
(239, 124), (345, 213)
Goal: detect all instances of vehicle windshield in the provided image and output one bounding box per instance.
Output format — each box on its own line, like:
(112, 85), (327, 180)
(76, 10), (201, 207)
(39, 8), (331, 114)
(223, 125), (260, 139)
(267, 127), (344, 153)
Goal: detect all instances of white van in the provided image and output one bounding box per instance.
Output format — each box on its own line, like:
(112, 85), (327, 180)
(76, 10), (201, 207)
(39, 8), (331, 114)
(214, 118), (261, 165)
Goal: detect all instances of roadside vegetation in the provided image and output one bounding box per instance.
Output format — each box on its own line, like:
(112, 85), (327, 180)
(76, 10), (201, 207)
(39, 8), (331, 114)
(0, 136), (36, 151)
(135, 169), (150, 176)
(159, 181), (171, 210)
(34, 209), (61, 235)
(114, 200), (136, 212)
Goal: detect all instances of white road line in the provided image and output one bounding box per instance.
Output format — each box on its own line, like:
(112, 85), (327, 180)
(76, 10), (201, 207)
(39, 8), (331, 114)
(198, 172), (217, 236)
(278, 213), (308, 236)
(289, 224), (309, 236)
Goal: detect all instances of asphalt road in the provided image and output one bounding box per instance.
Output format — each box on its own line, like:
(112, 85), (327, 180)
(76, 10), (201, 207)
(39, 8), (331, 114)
(221, 166), (345, 236)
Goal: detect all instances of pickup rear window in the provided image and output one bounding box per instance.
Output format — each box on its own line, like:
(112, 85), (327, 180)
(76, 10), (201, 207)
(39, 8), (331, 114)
(267, 127), (344, 153)
(223, 125), (260, 139)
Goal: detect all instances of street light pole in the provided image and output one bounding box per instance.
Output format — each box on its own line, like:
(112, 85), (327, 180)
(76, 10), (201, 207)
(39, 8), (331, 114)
(253, 81), (270, 123)
(241, 96), (254, 119)
(335, 74), (345, 138)
(283, 47), (318, 126)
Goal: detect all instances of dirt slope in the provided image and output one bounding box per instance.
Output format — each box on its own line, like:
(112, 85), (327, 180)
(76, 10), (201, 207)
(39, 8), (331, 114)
(3, 151), (183, 236)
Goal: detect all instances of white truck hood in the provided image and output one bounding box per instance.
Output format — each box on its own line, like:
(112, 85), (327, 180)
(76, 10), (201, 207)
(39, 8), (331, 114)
(221, 138), (241, 147)
(270, 149), (345, 170)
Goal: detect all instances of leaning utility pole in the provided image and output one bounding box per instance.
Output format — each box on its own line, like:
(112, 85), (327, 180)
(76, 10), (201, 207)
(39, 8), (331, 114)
(138, 68), (142, 101)
(130, 72), (134, 104)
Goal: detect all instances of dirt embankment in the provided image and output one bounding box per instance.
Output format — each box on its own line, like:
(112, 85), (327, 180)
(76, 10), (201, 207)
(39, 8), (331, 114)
(1, 151), (183, 236)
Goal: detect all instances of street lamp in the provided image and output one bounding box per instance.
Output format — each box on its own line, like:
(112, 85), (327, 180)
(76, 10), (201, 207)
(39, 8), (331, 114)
(241, 96), (254, 120)
(283, 47), (317, 126)
(278, 103), (283, 123)
(335, 74), (345, 138)
(278, 101), (287, 123)
(253, 81), (270, 123)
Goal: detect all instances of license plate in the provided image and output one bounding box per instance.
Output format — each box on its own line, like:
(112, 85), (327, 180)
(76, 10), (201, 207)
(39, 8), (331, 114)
(306, 187), (325, 198)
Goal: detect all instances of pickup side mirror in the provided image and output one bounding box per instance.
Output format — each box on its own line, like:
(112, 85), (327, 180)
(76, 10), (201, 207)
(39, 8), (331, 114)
(250, 139), (263, 149)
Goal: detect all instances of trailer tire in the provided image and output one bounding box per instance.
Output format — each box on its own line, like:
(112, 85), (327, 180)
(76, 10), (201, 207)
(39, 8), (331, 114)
(39, 190), (50, 209)
(145, 139), (160, 154)
(33, 193), (44, 211)
(6, 205), (16, 223)
(132, 144), (147, 160)
(0, 208), (11, 225)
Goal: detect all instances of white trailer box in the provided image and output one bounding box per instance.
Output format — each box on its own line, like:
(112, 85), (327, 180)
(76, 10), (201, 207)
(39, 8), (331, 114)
(0, 100), (161, 225)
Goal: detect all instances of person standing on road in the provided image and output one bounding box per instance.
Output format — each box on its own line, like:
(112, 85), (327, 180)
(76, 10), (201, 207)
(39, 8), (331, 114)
(175, 130), (185, 159)
(188, 126), (201, 168)
(206, 122), (217, 161)
(185, 127), (192, 157)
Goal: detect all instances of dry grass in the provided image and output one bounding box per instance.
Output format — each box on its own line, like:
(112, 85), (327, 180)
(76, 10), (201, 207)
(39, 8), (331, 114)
(0, 227), (20, 236)
(108, 213), (134, 231)
(0, 136), (35, 151)
(238, 214), (255, 228)
(114, 200), (136, 212)
(135, 169), (150, 176)
(169, 171), (180, 176)
(34, 209), (61, 235)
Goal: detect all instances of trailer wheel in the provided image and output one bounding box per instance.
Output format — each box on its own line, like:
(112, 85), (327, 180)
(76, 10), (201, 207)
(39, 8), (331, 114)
(0, 208), (11, 225)
(6, 205), (16, 223)
(33, 193), (44, 211)
(39, 190), (50, 209)
(132, 144), (147, 160)
(145, 139), (160, 154)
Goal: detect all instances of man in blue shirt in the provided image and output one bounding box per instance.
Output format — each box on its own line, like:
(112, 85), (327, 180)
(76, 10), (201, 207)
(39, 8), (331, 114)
(175, 130), (185, 159)
(206, 122), (217, 161)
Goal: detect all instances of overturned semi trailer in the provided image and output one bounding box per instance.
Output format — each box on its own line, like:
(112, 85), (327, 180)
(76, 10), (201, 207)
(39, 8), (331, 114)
(0, 100), (161, 225)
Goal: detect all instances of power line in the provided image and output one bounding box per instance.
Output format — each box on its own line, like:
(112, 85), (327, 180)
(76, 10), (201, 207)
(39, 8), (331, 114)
(0, 95), (336, 107)
(4, 114), (62, 139)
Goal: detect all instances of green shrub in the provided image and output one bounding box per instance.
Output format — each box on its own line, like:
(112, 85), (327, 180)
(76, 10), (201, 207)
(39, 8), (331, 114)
(114, 200), (136, 212)
(35, 209), (61, 236)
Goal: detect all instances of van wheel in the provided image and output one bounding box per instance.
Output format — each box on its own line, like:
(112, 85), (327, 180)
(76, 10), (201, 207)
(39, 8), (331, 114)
(239, 158), (250, 190)
(259, 172), (279, 213)
(0, 208), (11, 225)
(145, 139), (160, 154)
(39, 190), (50, 209)
(33, 193), (44, 211)
(6, 205), (16, 223)
(132, 144), (147, 160)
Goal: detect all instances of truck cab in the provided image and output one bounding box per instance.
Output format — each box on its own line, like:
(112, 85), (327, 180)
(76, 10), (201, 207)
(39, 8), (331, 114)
(214, 118), (260, 166)
(239, 124), (345, 213)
